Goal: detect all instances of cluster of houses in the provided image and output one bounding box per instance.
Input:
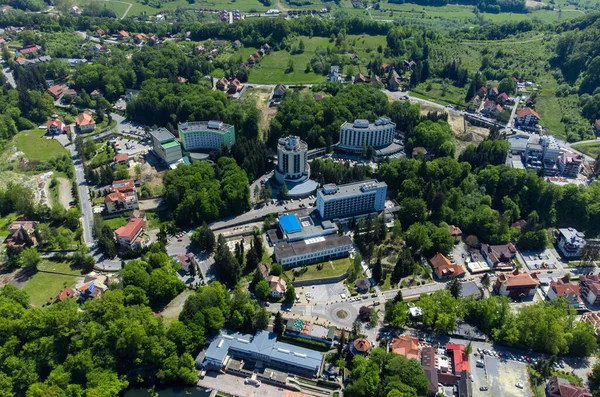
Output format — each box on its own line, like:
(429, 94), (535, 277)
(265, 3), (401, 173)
(247, 43), (271, 66)
(215, 77), (244, 95)
(44, 111), (97, 135)
(470, 85), (511, 119)
(93, 29), (161, 45)
(53, 272), (115, 305)
(218, 9), (241, 22)
(328, 62), (413, 92)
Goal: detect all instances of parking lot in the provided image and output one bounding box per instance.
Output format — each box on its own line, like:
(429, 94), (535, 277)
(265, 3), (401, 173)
(518, 248), (563, 272)
(297, 282), (349, 304)
(111, 135), (152, 157)
(471, 353), (532, 397)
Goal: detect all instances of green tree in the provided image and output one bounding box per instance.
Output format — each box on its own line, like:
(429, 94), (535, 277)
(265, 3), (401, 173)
(273, 311), (284, 335)
(270, 263), (283, 276)
(284, 284), (296, 304)
(18, 247), (41, 269)
(255, 279), (271, 300)
(446, 277), (462, 298)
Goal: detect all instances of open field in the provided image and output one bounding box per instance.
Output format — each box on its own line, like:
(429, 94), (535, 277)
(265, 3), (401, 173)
(38, 260), (85, 276)
(572, 141), (600, 158)
(22, 271), (79, 307)
(15, 129), (67, 162)
(284, 257), (350, 282)
(103, 216), (129, 229)
(248, 34), (390, 84)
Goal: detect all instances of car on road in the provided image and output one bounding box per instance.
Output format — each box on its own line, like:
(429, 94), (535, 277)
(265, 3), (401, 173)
(515, 383), (523, 389)
(479, 386), (488, 391)
(177, 238), (182, 242)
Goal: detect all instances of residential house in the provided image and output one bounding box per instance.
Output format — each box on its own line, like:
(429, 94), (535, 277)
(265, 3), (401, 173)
(134, 33), (147, 44)
(267, 275), (286, 298)
(380, 63), (392, 73)
(71, 6), (82, 14)
(113, 153), (129, 165)
(329, 65), (341, 83)
(89, 43), (103, 53)
(215, 77), (228, 91)
(387, 68), (402, 91)
(488, 87), (499, 97)
(272, 84), (286, 101)
(195, 45), (206, 54)
(558, 152), (583, 178)
(262, 43), (271, 54)
(480, 242), (516, 269)
(75, 112), (96, 133)
(63, 87), (78, 98)
(448, 225), (462, 236)
(496, 92), (509, 104)
(213, 40), (226, 47)
(47, 85), (63, 99)
(258, 263), (270, 278)
(227, 79), (243, 95)
(370, 74), (381, 85)
(175, 253), (195, 273)
(595, 120), (600, 136)
(493, 269), (539, 298)
(90, 89), (102, 100)
(403, 60), (416, 70)
(233, 40), (242, 48)
(390, 336), (419, 360)
(248, 54), (256, 65)
(355, 278), (370, 293)
(351, 338), (371, 356)
(0, 5), (13, 13)
(429, 253), (466, 280)
(446, 344), (469, 374)
(54, 287), (76, 303)
(582, 312), (600, 341)
(77, 280), (103, 302)
(548, 278), (583, 309)
(16, 44), (41, 56)
(546, 376), (592, 397)
(579, 274), (600, 305)
(481, 100), (495, 116)
(354, 73), (368, 84)
(5, 220), (37, 248)
(46, 119), (65, 135)
(105, 179), (139, 214)
(477, 86), (487, 98)
(515, 107), (540, 127)
(95, 29), (105, 36)
(114, 217), (147, 250)
(350, 53), (359, 63)
(557, 227), (586, 258)
(118, 30), (129, 39)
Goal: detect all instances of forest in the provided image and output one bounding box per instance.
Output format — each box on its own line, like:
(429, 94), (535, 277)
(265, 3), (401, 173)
(163, 157), (251, 226)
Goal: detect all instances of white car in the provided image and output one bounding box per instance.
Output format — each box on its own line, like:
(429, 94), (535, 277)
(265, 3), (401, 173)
(515, 383), (523, 389)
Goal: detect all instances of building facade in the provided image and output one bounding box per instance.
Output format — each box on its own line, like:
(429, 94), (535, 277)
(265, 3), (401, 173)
(275, 136), (309, 184)
(274, 234), (353, 268)
(114, 217), (147, 251)
(557, 228), (586, 258)
(493, 270), (539, 298)
(104, 179), (139, 214)
(149, 128), (183, 165)
(178, 121), (235, 152)
(579, 275), (600, 305)
(316, 180), (387, 220)
(337, 118), (396, 154)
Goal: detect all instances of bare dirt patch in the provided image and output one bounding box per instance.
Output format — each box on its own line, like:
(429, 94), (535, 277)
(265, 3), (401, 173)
(526, 0), (545, 9)
(58, 177), (73, 210)
(245, 87), (277, 136)
(159, 290), (194, 324)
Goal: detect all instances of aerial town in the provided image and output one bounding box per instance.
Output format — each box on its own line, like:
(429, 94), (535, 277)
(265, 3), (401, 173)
(1, 2), (600, 397)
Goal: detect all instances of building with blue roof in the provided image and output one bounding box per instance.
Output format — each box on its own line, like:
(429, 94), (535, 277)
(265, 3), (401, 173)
(279, 214), (302, 234)
(199, 330), (323, 378)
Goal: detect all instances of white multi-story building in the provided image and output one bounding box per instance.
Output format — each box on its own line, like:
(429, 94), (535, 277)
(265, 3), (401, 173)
(178, 121), (235, 152)
(316, 180), (387, 220)
(337, 118), (396, 154)
(557, 227), (586, 258)
(274, 234), (353, 267)
(275, 136), (309, 184)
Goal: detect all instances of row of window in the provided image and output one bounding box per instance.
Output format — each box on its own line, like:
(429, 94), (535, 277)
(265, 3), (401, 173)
(340, 127), (394, 148)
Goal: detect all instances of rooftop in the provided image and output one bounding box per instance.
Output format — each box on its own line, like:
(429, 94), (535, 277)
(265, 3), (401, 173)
(115, 217), (145, 241)
(429, 253), (466, 279)
(149, 127), (175, 143)
(341, 118), (395, 130)
(517, 107), (540, 119)
(319, 180), (386, 200)
(391, 336), (419, 360)
(279, 214), (302, 234)
(274, 234), (353, 260)
(497, 270), (539, 288)
(76, 112), (95, 126)
(179, 120), (233, 134)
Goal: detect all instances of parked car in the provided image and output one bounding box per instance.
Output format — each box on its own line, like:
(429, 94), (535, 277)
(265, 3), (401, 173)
(480, 387), (488, 391)
(515, 383), (523, 389)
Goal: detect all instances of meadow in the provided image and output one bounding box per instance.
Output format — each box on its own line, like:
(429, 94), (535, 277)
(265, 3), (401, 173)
(247, 34), (391, 84)
(571, 142), (600, 159)
(22, 270), (78, 307)
(15, 129), (68, 162)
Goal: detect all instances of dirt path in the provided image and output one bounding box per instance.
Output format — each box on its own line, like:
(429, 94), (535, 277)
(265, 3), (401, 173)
(160, 290), (194, 324)
(58, 177), (73, 210)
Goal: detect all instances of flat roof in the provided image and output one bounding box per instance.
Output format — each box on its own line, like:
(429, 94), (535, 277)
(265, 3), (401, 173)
(162, 140), (180, 149)
(149, 127), (175, 143)
(280, 214), (302, 234)
(319, 180), (386, 201)
(274, 234), (352, 259)
(179, 120), (233, 134)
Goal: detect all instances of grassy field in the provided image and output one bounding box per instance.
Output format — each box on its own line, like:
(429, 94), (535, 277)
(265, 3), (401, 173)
(572, 141), (600, 158)
(284, 257), (351, 282)
(248, 34), (390, 84)
(15, 129), (67, 162)
(38, 260), (85, 275)
(535, 78), (567, 140)
(103, 215), (130, 229)
(0, 212), (19, 238)
(22, 271), (79, 307)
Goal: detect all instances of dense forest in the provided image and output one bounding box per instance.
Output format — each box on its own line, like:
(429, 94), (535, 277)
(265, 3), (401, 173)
(164, 157), (251, 226)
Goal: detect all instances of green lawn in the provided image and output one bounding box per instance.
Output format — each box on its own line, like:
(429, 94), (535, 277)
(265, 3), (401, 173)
(103, 215), (129, 229)
(15, 129), (67, 162)
(284, 257), (351, 282)
(22, 271), (79, 307)
(572, 142), (600, 158)
(248, 34), (391, 84)
(0, 213), (20, 238)
(38, 260), (85, 275)
(380, 273), (394, 291)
